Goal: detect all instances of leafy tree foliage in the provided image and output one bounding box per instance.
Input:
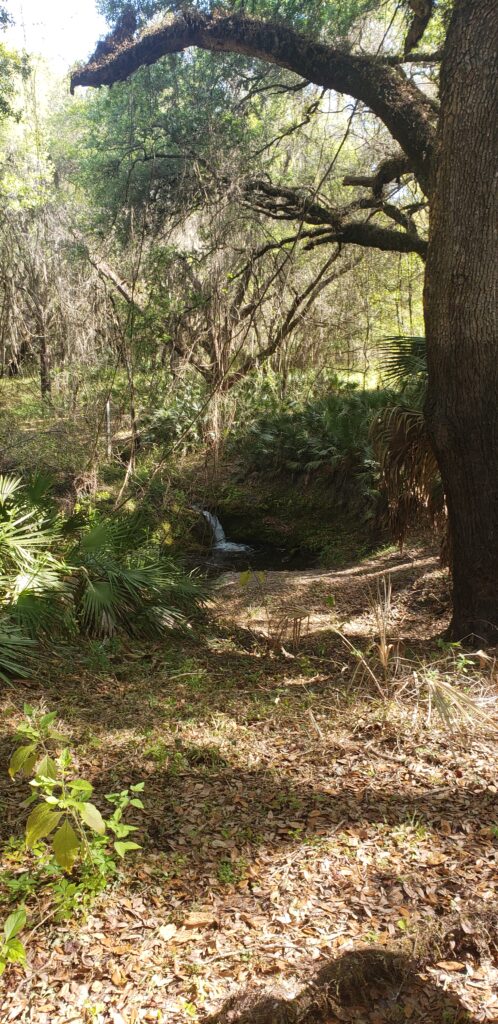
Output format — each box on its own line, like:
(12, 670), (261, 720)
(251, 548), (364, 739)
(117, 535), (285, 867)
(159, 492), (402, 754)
(0, 3), (28, 124)
(97, 0), (380, 38)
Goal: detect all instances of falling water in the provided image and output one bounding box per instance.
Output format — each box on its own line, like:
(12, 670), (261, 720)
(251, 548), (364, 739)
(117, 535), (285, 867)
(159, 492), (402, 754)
(201, 510), (227, 546)
(200, 510), (252, 557)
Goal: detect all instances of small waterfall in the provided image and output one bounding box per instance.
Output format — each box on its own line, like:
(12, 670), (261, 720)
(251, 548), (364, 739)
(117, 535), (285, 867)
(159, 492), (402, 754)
(201, 510), (227, 546)
(200, 509), (252, 559)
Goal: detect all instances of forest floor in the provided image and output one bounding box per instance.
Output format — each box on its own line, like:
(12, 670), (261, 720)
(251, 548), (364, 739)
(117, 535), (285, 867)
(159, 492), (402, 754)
(0, 545), (497, 1024)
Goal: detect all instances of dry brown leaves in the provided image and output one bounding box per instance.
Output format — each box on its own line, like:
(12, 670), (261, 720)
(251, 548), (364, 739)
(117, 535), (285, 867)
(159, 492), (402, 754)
(0, 547), (497, 1023)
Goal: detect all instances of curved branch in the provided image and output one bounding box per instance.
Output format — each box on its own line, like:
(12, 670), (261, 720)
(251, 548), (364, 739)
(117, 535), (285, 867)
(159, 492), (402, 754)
(304, 222), (427, 258)
(343, 154), (412, 196)
(71, 12), (436, 194)
(242, 178), (427, 258)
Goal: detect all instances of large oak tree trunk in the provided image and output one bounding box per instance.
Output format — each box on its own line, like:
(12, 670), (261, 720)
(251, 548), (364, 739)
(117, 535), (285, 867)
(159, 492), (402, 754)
(424, 0), (498, 642)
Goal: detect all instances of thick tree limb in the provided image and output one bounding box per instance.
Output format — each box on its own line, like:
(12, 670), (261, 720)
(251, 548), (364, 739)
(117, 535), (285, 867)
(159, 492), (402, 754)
(343, 154), (412, 197)
(241, 178), (427, 258)
(71, 12), (436, 194)
(304, 222), (427, 258)
(88, 5), (137, 66)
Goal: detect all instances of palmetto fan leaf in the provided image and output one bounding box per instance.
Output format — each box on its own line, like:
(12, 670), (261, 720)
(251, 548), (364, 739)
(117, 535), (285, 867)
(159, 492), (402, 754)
(78, 577), (120, 637)
(0, 475), (204, 659)
(72, 513), (205, 638)
(76, 556), (203, 637)
(0, 620), (34, 682)
(372, 404), (444, 547)
(0, 475), (23, 506)
(78, 511), (149, 556)
(10, 590), (74, 639)
(24, 470), (57, 511)
(0, 474), (61, 575)
(0, 511), (60, 565)
(0, 475), (68, 676)
(378, 336), (427, 392)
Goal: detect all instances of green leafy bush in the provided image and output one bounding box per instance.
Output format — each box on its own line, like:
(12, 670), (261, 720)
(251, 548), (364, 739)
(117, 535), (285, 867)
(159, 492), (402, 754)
(233, 385), (394, 511)
(0, 475), (205, 679)
(0, 705), (146, 967)
(9, 705), (145, 873)
(141, 371), (207, 454)
(0, 906), (27, 976)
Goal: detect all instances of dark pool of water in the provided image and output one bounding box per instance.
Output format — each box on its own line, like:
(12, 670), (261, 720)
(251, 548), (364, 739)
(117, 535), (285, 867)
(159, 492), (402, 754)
(198, 542), (319, 574)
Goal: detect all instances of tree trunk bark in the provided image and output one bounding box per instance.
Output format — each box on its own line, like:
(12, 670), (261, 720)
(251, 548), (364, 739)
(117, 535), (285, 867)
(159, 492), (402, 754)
(39, 334), (51, 400)
(424, 0), (498, 643)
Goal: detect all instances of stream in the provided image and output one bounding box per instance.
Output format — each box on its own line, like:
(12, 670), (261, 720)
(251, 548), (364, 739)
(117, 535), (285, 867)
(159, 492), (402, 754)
(198, 509), (318, 571)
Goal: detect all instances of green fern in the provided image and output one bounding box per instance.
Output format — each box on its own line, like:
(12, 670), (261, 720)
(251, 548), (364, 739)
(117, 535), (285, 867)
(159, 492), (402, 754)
(0, 621), (34, 682)
(70, 514), (204, 639)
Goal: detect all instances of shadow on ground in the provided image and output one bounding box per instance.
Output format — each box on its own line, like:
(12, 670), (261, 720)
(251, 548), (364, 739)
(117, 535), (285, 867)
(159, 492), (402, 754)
(1, 721), (495, 860)
(203, 948), (473, 1023)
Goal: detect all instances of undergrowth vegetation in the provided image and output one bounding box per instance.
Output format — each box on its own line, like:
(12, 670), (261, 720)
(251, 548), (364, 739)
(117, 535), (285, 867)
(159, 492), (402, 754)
(233, 385), (393, 512)
(0, 0), (495, 1015)
(0, 474), (204, 681)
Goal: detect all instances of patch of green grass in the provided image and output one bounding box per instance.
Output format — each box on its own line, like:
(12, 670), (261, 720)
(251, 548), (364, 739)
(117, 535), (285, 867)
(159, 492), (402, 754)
(144, 739), (171, 767)
(216, 857), (248, 886)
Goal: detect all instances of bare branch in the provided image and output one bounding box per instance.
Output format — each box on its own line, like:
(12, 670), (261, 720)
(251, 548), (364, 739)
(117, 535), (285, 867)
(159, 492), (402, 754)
(225, 248), (357, 385)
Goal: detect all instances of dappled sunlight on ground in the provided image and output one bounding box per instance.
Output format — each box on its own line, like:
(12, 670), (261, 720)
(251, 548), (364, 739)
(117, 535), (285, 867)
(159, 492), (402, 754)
(214, 547), (448, 648)
(0, 545), (496, 1022)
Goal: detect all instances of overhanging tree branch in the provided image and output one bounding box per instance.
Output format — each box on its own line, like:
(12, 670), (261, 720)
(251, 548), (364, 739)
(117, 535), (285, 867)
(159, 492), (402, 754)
(303, 222), (427, 258)
(343, 154), (412, 196)
(241, 178), (427, 259)
(70, 12), (436, 195)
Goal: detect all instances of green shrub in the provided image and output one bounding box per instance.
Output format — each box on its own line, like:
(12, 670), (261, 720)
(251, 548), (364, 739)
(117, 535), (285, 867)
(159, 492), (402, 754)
(0, 705), (146, 974)
(232, 385), (394, 511)
(0, 474), (206, 680)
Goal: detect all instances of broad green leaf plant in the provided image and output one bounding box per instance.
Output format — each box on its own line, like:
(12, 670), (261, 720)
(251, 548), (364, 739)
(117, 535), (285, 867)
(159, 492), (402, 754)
(9, 705), (144, 874)
(2, 705), (145, 975)
(0, 906), (27, 976)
